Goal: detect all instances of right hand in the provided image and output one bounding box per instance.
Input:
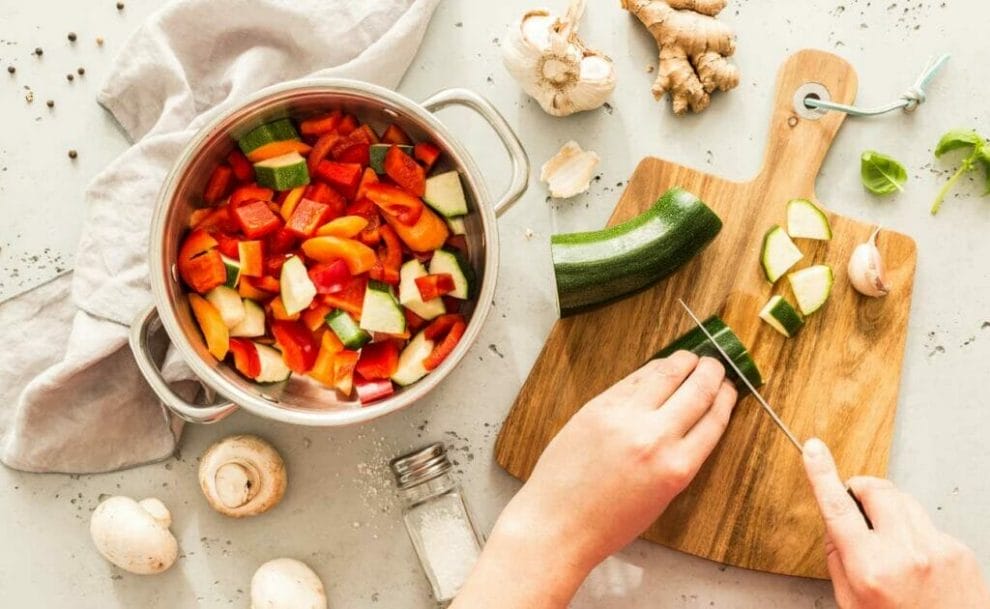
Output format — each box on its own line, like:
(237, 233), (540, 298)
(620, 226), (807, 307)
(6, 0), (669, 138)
(803, 438), (990, 609)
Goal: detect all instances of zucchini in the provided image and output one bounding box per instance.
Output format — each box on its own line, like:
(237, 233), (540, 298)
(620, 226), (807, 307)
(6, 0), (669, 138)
(238, 119), (299, 155)
(254, 343), (291, 383)
(391, 330), (435, 386)
(205, 286), (245, 329)
(359, 281), (406, 334)
(325, 309), (371, 349)
(759, 295), (804, 337)
(786, 199), (832, 240)
(399, 259), (445, 320)
(222, 255), (241, 289)
(230, 299), (266, 338)
(654, 315), (763, 388)
(787, 265), (834, 315)
(254, 152), (310, 191)
(446, 215), (467, 236)
(279, 255), (316, 316)
(428, 249), (474, 300)
(760, 225), (803, 283)
(423, 171), (469, 218)
(551, 188), (723, 317)
(369, 143), (413, 174)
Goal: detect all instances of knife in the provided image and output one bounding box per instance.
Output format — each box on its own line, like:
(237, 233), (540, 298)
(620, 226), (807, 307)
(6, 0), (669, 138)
(676, 298), (871, 526)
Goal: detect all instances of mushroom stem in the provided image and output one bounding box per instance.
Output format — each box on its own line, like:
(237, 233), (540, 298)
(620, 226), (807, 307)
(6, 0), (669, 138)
(199, 435), (287, 518)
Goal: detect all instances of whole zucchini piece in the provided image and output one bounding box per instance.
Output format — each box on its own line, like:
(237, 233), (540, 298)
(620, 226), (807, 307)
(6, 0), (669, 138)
(653, 315), (763, 388)
(551, 188), (723, 317)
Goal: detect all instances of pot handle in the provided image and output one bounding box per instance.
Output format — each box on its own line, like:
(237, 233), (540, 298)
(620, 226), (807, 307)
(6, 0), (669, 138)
(421, 88), (529, 217)
(129, 305), (239, 424)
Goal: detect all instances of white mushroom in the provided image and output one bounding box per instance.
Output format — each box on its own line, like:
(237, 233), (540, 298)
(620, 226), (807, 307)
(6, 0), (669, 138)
(198, 435), (287, 518)
(251, 558), (328, 609)
(89, 496), (178, 575)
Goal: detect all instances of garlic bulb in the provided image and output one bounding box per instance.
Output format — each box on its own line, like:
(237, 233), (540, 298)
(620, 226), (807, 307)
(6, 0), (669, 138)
(848, 228), (890, 297)
(502, 0), (616, 117)
(540, 140), (600, 198)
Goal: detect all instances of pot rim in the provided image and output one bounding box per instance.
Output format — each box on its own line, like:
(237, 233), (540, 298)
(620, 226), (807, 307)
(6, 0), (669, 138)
(148, 78), (501, 426)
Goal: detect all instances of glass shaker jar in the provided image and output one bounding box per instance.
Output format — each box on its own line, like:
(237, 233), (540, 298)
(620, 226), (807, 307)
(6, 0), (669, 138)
(391, 442), (483, 606)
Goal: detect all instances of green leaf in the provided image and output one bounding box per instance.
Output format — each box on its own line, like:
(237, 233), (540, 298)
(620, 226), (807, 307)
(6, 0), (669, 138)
(976, 146), (990, 196)
(860, 151), (907, 196)
(934, 129), (984, 158)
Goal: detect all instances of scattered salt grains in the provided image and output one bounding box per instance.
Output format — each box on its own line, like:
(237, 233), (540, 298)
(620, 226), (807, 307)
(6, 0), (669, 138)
(524, 228), (534, 239)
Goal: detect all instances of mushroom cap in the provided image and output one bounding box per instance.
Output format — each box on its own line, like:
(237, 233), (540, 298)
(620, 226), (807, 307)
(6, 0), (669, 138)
(90, 496), (178, 575)
(198, 434), (287, 518)
(250, 558), (328, 609)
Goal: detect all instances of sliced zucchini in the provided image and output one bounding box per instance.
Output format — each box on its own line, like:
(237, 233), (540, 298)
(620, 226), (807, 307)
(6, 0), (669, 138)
(254, 343), (291, 383)
(761, 225), (803, 283)
(654, 315), (763, 388)
(399, 259), (445, 320)
(391, 330), (435, 386)
(369, 143), (413, 174)
(428, 249), (474, 300)
(787, 199), (832, 240)
(230, 299), (266, 338)
(325, 309), (371, 349)
(424, 171), (469, 218)
(238, 119), (299, 155)
(446, 215), (467, 236)
(253, 152), (310, 191)
(222, 255), (241, 289)
(279, 255), (316, 316)
(205, 286), (245, 329)
(551, 188), (723, 317)
(787, 265), (834, 315)
(360, 281), (406, 334)
(759, 295), (804, 337)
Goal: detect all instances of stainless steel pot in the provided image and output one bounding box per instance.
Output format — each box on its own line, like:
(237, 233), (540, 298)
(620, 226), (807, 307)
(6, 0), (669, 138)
(129, 80), (528, 426)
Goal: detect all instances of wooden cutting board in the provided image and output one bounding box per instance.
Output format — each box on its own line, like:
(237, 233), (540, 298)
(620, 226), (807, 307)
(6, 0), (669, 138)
(495, 50), (917, 579)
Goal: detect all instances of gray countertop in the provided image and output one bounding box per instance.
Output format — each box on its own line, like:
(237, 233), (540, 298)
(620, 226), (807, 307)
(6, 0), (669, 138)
(1, 0), (987, 607)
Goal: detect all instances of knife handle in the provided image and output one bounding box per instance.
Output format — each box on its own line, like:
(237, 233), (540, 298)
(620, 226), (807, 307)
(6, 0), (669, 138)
(847, 487), (874, 529)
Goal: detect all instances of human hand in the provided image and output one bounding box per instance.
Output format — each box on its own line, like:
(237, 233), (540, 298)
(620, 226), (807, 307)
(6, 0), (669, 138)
(803, 438), (990, 609)
(498, 351), (737, 574)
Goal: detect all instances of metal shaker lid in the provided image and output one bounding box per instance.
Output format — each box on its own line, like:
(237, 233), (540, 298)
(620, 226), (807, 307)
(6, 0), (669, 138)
(390, 442), (452, 490)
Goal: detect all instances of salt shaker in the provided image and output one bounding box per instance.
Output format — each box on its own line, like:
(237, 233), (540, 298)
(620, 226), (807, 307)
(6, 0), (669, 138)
(391, 443), (483, 606)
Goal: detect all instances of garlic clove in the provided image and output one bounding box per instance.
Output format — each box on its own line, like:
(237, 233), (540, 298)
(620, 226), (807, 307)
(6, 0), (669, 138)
(847, 227), (891, 298)
(540, 141), (600, 199)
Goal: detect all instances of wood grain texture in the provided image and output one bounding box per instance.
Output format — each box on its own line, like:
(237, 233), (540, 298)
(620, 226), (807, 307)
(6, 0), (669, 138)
(494, 50), (917, 579)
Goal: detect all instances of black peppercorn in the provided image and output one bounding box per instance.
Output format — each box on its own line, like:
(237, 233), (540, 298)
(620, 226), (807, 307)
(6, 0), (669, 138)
(6, 66), (14, 74)
(66, 73), (74, 81)
(68, 150), (78, 159)
(34, 47), (43, 56)
(46, 99), (54, 108)
(68, 32), (77, 42)
(116, 1), (124, 9)
(77, 67), (85, 76)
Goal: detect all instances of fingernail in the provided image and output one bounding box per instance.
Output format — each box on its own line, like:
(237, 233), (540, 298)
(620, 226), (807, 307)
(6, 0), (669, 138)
(803, 437), (827, 458)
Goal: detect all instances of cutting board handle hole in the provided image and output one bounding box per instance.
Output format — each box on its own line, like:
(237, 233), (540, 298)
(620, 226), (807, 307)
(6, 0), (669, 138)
(792, 83), (830, 120)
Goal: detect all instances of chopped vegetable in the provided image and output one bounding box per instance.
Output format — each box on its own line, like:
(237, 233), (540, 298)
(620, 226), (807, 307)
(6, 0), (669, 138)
(355, 341), (400, 380)
(230, 299), (266, 338)
(369, 143), (412, 174)
(177, 230), (226, 294)
(271, 320), (318, 373)
(391, 331), (435, 386)
(238, 241), (264, 278)
(254, 343), (292, 383)
(384, 145), (426, 196)
(332, 350), (360, 396)
(279, 256), (317, 316)
(422, 314), (466, 370)
(415, 273), (456, 301)
(786, 199), (832, 240)
(189, 293), (230, 359)
(238, 119), (300, 155)
(428, 249), (474, 299)
(414, 142), (441, 171)
(399, 259), (445, 321)
(233, 200), (282, 238)
(759, 295), (804, 338)
(316, 215), (368, 238)
(359, 281), (406, 335)
(229, 338), (262, 378)
(203, 165), (233, 205)
(253, 152), (310, 190)
(325, 309), (371, 350)
(423, 171), (469, 218)
(787, 264), (834, 315)
(285, 198), (330, 238)
(354, 378), (396, 404)
(760, 224), (803, 283)
(364, 182), (424, 226)
(308, 259), (352, 294)
(654, 315), (762, 388)
(301, 236), (377, 274)
(206, 286), (246, 329)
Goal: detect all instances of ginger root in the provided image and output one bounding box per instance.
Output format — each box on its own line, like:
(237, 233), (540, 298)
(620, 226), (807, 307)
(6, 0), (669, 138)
(622, 0), (740, 114)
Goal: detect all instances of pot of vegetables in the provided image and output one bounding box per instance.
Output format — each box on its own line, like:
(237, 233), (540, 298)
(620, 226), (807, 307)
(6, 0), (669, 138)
(129, 79), (528, 426)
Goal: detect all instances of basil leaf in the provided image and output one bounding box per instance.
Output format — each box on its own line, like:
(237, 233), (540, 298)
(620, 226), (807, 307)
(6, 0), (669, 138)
(860, 151), (907, 196)
(934, 129), (984, 158)
(976, 146), (990, 195)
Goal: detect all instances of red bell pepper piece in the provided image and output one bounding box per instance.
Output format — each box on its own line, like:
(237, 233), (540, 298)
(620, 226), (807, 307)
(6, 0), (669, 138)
(315, 161), (363, 200)
(286, 198), (330, 238)
(308, 259), (352, 295)
(355, 167), (379, 201)
(364, 182), (424, 226)
(265, 227), (298, 258)
(355, 341), (400, 380)
(381, 124), (412, 146)
(368, 224), (402, 284)
(413, 142), (442, 171)
(215, 233), (240, 259)
(271, 320), (318, 373)
(228, 338), (262, 378)
(345, 197), (382, 245)
(336, 114), (359, 136)
(415, 273), (456, 301)
(336, 143), (370, 166)
(203, 165), (234, 205)
(247, 275), (281, 294)
(265, 255), (288, 276)
(354, 377), (395, 404)
(442, 296), (461, 314)
(404, 307), (427, 333)
(227, 149), (254, 182)
(299, 111), (341, 137)
(238, 240), (264, 277)
(177, 230), (227, 294)
(229, 185), (274, 208)
(233, 200), (283, 238)
(332, 349), (361, 396)
(444, 234), (468, 253)
(384, 145), (426, 197)
(304, 182), (347, 219)
(359, 124), (380, 145)
(307, 131), (340, 173)
(320, 276), (367, 317)
(422, 315), (466, 371)
(192, 205), (239, 233)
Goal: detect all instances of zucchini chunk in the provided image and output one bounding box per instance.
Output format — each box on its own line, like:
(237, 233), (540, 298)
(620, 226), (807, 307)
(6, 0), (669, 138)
(786, 199), (832, 240)
(654, 315), (763, 388)
(423, 171), (469, 218)
(787, 265), (834, 315)
(391, 331), (435, 387)
(760, 225), (803, 283)
(759, 295), (804, 337)
(551, 188), (723, 317)
(369, 143), (413, 174)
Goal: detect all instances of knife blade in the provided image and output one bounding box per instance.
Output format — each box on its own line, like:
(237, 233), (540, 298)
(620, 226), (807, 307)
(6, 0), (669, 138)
(677, 299), (803, 454)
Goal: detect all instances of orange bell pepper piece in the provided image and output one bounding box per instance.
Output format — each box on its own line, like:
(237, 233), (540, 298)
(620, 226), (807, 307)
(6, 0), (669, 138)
(279, 186), (307, 221)
(383, 205), (449, 253)
(299, 111), (342, 137)
(188, 293), (229, 360)
(332, 349), (361, 396)
(315, 215), (369, 238)
(301, 236), (377, 274)
(246, 140), (312, 163)
(309, 331), (345, 386)
(177, 230), (227, 294)
(269, 296), (300, 321)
